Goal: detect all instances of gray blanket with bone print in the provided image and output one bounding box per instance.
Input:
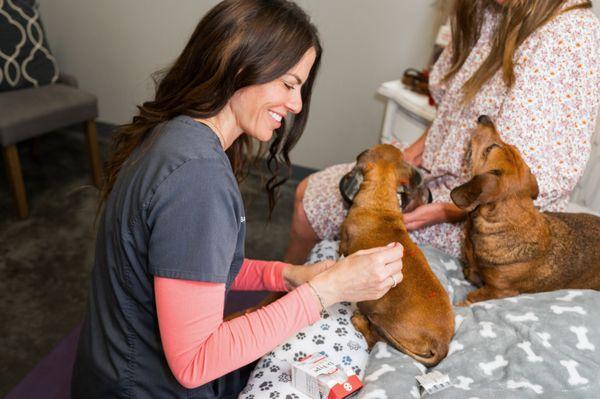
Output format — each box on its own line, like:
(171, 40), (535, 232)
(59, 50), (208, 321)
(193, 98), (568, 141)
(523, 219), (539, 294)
(241, 241), (600, 399)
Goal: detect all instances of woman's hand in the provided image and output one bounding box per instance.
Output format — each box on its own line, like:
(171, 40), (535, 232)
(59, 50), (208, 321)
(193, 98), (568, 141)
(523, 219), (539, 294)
(282, 260), (336, 291)
(403, 202), (467, 231)
(308, 243), (404, 308)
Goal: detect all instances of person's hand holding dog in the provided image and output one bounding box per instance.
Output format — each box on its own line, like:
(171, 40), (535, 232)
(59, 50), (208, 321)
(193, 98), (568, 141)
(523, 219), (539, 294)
(403, 202), (467, 231)
(307, 243), (404, 308)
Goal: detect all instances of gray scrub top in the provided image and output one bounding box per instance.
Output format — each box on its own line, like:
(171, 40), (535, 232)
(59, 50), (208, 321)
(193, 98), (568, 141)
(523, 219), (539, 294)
(72, 115), (246, 398)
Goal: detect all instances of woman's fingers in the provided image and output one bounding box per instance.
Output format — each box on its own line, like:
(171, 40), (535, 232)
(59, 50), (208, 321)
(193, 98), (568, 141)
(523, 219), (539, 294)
(369, 243), (404, 265)
(353, 243), (396, 256)
(390, 272), (403, 287)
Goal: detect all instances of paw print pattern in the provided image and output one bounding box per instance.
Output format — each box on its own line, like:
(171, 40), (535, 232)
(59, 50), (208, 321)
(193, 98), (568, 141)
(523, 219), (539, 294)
(347, 341), (361, 351)
(342, 355), (352, 365)
(241, 384), (253, 394)
(269, 392), (280, 398)
(270, 365), (280, 373)
(293, 351), (307, 361)
(337, 317), (349, 326)
(278, 372), (292, 383)
(246, 395), (255, 399)
(338, 308), (348, 315)
(282, 343), (291, 351)
(262, 358), (272, 369)
(335, 327), (348, 337)
(285, 394), (300, 399)
(352, 365), (362, 375)
(354, 331), (364, 339)
(296, 332), (306, 340)
(333, 343), (344, 352)
(341, 302), (352, 306)
(254, 371), (264, 379)
(320, 324), (330, 331)
(321, 311), (330, 319)
(259, 381), (273, 391)
(312, 334), (325, 345)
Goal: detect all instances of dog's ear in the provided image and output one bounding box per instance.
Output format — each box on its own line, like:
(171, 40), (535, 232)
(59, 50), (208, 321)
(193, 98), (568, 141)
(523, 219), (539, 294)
(450, 172), (500, 211)
(409, 166), (423, 188)
(362, 162), (375, 173)
(528, 170), (539, 200)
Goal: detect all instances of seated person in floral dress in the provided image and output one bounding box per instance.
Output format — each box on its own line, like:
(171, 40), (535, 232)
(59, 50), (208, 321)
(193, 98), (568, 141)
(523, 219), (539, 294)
(284, 0), (600, 264)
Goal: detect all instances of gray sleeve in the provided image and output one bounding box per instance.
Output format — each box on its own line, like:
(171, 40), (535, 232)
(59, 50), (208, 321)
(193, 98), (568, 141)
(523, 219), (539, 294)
(145, 158), (242, 283)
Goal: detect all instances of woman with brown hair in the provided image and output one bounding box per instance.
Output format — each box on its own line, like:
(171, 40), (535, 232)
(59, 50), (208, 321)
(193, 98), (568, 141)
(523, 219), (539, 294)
(71, 1), (404, 398)
(286, 0), (600, 264)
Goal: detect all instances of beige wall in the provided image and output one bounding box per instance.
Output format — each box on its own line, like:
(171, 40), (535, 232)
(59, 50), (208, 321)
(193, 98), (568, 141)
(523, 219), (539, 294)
(38, 1), (600, 169)
(38, 0), (438, 169)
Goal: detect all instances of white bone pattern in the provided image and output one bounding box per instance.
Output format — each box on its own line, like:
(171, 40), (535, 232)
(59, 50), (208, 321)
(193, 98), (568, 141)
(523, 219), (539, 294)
(505, 312), (539, 322)
(479, 355), (508, 375)
(570, 326), (595, 351)
(560, 360), (589, 386)
(365, 364), (396, 382)
(448, 340), (465, 356)
(451, 277), (472, 286)
(507, 379), (544, 394)
(361, 389), (388, 399)
(441, 259), (458, 271)
(556, 291), (584, 302)
(505, 295), (534, 303)
(479, 321), (497, 338)
(551, 305), (586, 315)
(536, 332), (552, 348)
(454, 376), (474, 390)
(517, 341), (543, 362)
(374, 342), (392, 359)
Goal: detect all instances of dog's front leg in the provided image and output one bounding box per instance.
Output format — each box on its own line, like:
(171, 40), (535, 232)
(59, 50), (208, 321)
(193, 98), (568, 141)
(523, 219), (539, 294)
(459, 286), (520, 305)
(463, 228), (483, 287)
(351, 311), (381, 350)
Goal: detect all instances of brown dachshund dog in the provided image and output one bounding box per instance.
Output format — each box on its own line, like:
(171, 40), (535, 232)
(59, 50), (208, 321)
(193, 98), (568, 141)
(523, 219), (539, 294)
(340, 144), (454, 367)
(451, 115), (600, 305)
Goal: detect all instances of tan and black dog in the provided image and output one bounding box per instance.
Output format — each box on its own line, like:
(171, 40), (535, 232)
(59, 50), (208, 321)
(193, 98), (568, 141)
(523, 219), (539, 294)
(451, 115), (600, 305)
(340, 144), (454, 367)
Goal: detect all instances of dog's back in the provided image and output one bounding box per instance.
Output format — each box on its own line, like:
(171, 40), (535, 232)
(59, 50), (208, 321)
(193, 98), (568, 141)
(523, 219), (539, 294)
(544, 212), (600, 289)
(340, 144), (454, 366)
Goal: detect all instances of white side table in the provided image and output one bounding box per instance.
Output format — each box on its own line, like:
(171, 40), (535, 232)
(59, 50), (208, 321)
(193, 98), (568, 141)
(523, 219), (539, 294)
(377, 80), (436, 146)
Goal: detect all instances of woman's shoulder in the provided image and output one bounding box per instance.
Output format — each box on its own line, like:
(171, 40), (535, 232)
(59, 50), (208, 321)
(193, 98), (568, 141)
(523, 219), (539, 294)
(537, 4), (599, 44)
(149, 115), (224, 162)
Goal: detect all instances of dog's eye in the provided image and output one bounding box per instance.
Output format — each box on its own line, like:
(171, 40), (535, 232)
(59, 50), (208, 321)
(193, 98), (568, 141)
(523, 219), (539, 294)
(484, 143), (500, 156)
(489, 169), (502, 176)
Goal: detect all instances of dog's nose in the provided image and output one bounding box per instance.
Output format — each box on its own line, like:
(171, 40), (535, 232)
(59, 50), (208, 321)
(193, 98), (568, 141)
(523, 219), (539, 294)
(477, 115), (493, 126)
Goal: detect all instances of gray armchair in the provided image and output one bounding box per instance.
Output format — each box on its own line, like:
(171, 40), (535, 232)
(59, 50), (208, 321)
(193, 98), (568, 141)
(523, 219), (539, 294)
(0, 74), (102, 218)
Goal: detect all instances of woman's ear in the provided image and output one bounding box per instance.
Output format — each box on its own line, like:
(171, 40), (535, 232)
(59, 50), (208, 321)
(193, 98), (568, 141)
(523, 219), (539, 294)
(450, 172), (500, 211)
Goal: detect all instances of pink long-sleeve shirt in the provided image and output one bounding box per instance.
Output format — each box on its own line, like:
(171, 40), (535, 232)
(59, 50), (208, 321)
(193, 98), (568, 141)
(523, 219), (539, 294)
(155, 259), (321, 389)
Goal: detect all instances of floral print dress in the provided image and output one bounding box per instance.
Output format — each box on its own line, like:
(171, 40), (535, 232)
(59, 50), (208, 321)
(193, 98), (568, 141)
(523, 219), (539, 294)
(303, 1), (600, 258)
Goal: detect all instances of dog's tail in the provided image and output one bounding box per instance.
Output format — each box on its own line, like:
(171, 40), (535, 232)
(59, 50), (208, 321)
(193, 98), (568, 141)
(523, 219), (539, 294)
(370, 321), (450, 367)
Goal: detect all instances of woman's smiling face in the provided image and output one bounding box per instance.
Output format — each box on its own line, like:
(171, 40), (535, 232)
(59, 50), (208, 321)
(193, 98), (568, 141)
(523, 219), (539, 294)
(229, 47), (317, 142)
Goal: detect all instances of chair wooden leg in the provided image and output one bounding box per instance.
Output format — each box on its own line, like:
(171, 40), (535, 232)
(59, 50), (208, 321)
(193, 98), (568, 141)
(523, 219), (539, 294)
(3, 144), (29, 218)
(84, 120), (103, 188)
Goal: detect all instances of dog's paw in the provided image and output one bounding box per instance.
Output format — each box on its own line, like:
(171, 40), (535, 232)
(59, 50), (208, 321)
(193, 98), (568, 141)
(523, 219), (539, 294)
(455, 299), (472, 307)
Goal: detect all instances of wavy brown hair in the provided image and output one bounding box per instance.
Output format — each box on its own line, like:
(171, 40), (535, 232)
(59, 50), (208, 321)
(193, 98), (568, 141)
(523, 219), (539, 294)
(100, 0), (321, 214)
(446, 0), (592, 104)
